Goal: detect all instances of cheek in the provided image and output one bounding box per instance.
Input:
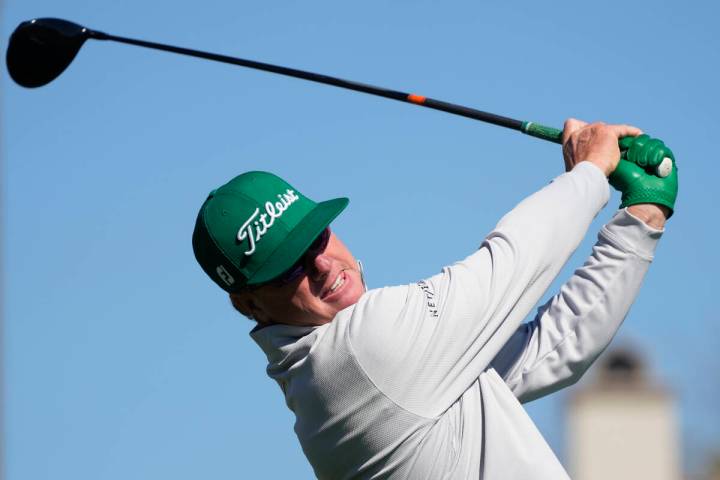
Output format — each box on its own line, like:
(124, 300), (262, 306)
(287, 281), (323, 313)
(352, 269), (366, 295)
(254, 283), (310, 321)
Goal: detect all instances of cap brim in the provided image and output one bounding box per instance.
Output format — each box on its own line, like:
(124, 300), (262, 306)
(247, 197), (349, 285)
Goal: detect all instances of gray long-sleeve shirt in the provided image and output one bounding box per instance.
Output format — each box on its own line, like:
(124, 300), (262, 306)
(250, 162), (663, 479)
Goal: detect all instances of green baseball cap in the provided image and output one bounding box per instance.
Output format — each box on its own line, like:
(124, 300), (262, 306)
(192, 171), (349, 293)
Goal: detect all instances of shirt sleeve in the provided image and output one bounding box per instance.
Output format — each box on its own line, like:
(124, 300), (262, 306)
(489, 208), (663, 403)
(346, 162), (610, 418)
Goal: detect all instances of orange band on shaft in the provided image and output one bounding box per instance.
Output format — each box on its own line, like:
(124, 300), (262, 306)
(407, 94), (426, 104)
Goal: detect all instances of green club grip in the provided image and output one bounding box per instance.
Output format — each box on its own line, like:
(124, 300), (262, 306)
(521, 121), (563, 144)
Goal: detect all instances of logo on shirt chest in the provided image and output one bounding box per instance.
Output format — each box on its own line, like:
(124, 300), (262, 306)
(417, 280), (439, 318)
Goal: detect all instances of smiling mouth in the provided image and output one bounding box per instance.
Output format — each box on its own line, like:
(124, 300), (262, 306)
(331, 272), (345, 291)
(322, 270), (347, 300)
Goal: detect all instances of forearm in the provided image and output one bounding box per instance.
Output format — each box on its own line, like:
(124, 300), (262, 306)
(492, 162), (609, 260)
(448, 162), (611, 377)
(491, 208), (663, 403)
(627, 203), (669, 229)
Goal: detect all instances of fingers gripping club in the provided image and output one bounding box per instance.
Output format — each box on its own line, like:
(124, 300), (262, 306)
(619, 135), (674, 178)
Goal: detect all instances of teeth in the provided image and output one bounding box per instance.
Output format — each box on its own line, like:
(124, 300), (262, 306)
(329, 272), (345, 293)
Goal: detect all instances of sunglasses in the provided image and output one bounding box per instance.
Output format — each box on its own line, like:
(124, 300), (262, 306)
(254, 227), (331, 289)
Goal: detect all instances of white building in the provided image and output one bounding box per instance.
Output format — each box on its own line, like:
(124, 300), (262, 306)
(567, 348), (681, 480)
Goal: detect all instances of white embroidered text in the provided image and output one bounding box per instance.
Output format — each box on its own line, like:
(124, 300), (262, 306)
(237, 189), (300, 255)
(417, 280), (439, 318)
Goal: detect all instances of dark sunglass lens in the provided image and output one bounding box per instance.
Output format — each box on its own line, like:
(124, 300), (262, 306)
(272, 264), (305, 286)
(268, 228), (331, 287)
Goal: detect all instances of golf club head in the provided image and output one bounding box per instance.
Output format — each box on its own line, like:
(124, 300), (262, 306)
(6, 18), (91, 88)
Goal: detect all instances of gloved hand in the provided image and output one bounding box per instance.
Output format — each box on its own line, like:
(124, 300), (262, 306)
(609, 134), (678, 217)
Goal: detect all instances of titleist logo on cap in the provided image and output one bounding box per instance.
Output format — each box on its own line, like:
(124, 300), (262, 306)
(237, 189), (300, 256)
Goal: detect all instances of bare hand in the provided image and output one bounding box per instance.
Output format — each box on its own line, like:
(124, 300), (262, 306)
(561, 119), (643, 176)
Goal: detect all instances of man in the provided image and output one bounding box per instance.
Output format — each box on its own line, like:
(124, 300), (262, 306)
(192, 119), (677, 479)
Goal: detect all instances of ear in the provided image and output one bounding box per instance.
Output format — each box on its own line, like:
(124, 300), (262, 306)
(229, 292), (258, 320)
(228, 292), (275, 325)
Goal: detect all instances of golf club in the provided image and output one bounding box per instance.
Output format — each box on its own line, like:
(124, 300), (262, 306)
(6, 17), (673, 176)
(7, 18), (564, 139)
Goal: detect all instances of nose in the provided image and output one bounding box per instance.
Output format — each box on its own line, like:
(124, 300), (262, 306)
(309, 253), (332, 281)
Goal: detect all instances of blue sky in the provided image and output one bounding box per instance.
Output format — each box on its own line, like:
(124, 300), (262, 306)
(3, 0), (719, 478)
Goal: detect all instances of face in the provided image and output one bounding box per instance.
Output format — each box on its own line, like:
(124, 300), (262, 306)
(231, 232), (365, 326)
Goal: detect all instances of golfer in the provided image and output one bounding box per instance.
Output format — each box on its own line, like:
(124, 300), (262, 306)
(192, 119), (677, 479)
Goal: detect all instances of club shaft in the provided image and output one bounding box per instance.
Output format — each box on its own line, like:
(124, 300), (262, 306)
(91, 30), (563, 144)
